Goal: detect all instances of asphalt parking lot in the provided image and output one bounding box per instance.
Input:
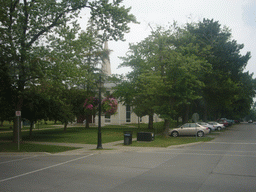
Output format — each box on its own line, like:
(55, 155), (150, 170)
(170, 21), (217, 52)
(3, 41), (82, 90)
(1, 123), (256, 192)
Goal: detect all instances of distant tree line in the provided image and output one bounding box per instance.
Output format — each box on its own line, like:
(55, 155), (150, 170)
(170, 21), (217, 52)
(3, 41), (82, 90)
(113, 19), (256, 130)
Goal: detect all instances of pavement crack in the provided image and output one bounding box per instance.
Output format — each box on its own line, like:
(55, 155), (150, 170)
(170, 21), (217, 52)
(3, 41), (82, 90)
(212, 172), (256, 178)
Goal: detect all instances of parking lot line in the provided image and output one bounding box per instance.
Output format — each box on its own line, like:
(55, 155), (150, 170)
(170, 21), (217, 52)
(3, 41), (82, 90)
(0, 154), (94, 183)
(207, 142), (256, 145)
(0, 155), (38, 165)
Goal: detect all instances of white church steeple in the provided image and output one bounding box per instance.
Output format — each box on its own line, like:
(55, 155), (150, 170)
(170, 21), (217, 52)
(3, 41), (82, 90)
(102, 41), (111, 76)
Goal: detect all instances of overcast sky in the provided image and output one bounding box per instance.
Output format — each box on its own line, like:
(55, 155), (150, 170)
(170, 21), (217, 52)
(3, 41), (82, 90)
(106, 0), (256, 77)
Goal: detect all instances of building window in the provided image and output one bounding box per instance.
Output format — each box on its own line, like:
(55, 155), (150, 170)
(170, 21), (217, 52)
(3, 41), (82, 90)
(126, 105), (131, 123)
(105, 115), (111, 123)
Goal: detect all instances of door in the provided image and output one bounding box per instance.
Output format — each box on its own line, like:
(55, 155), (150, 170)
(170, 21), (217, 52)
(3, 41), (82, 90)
(179, 123), (190, 135)
(188, 123), (198, 136)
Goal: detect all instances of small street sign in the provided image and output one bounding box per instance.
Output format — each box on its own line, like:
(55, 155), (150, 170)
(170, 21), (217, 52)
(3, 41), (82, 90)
(16, 111), (21, 116)
(192, 113), (199, 123)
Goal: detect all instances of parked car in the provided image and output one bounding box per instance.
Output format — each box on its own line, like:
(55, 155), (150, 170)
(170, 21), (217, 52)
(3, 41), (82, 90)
(218, 119), (229, 127)
(248, 120), (253, 123)
(226, 119), (234, 126)
(208, 121), (225, 131)
(234, 120), (240, 123)
(169, 123), (210, 137)
(198, 122), (216, 132)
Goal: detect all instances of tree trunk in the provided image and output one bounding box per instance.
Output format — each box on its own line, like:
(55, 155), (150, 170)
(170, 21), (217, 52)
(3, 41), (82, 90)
(64, 123), (68, 132)
(148, 115), (154, 129)
(29, 121), (34, 139)
(163, 119), (170, 136)
(85, 115), (90, 129)
(203, 101), (208, 122)
(183, 105), (189, 123)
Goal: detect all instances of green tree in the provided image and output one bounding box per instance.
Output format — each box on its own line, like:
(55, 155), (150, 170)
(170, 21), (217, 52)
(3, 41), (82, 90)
(37, 83), (76, 132)
(116, 25), (209, 130)
(0, 0), (136, 142)
(187, 19), (253, 120)
(228, 72), (256, 119)
(69, 88), (88, 124)
(0, 23), (16, 125)
(22, 90), (49, 138)
(0, 72), (15, 125)
(154, 27), (210, 126)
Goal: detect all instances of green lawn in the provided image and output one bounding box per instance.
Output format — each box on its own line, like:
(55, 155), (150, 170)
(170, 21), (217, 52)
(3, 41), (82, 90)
(0, 120), (63, 132)
(0, 122), (217, 152)
(0, 122), (13, 131)
(1, 125), (149, 144)
(130, 135), (214, 147)
(0, 142), (80, 153)
(0, 123), (166, 144)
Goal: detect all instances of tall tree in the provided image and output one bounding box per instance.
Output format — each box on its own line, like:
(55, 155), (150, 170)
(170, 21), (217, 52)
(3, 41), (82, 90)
(22, 90), (49, 138)
(187, 19), (254, 120)
(116, 25), (209, 130)
(0, 62), (15, 125)
(0, 0), (136, 142)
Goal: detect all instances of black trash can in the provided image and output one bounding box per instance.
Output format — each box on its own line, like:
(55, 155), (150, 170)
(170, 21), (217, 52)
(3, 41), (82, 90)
(137, 132), (154, 141)
(124, 131), (133, 145)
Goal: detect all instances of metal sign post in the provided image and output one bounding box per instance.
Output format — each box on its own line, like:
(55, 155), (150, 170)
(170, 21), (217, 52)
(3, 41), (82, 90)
(97, 75), (103, 149)
(16, 111), (21, 151)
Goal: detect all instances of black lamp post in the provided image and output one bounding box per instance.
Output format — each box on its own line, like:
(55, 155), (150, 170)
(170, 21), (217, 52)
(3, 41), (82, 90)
(97, 74), (103, 149)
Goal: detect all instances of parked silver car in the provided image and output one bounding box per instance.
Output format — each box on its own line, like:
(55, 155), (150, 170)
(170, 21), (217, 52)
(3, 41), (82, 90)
(208, 121), (225, 131)
(169, 123), (210, 137)
(197, 122), (216, 132)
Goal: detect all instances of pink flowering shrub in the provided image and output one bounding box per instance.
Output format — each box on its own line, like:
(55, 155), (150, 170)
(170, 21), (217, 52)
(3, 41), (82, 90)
(83, 97), (99, 112)
(101, 97), (118, 116)
(83, 96), (118, 116)
(86, 104), (94, 110)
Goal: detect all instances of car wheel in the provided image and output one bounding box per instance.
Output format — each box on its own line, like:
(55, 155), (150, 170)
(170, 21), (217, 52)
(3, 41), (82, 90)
(217, 127), (221, 131)
(171, 131), (179, 137)
(197, 131), (204, 137)
(208, 128), (212, 133)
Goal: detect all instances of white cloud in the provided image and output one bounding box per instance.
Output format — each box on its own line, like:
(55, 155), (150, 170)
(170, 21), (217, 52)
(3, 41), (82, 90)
(243, 0), (256, 29)
(108, 0), (256, 77)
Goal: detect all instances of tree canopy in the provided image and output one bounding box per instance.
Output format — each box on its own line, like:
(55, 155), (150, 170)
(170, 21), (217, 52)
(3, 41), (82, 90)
(0, 0), (137, 142)
(115, 20), (255, 129)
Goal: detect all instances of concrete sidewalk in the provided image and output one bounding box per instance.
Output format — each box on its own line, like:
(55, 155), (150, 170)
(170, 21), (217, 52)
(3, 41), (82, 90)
(25, 138), (179, 155)
(1, 138), (202, 156)
(24, 138), (137, 155)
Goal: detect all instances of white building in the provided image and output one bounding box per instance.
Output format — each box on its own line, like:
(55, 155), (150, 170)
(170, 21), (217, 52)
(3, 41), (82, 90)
(94, 42), (162, 126)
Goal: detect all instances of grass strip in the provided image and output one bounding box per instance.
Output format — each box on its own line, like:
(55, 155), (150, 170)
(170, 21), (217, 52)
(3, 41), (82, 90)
(125, 135), (214, 147)
(0, 142), (80, 153)
(1, 126), (162, 144)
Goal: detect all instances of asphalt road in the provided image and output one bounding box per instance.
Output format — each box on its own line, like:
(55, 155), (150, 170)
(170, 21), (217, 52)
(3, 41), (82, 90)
(1, 123), (256, 192)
